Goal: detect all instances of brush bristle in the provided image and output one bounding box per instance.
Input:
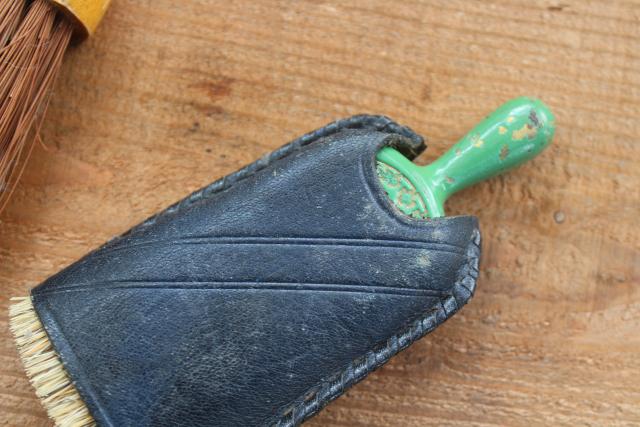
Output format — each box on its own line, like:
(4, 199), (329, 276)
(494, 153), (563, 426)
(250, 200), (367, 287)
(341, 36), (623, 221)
(0, 0), (73, 213)
(9, 297), (96, 427)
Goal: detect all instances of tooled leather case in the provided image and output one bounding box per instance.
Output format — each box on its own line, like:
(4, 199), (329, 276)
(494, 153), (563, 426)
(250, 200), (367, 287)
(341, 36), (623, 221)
(31, 115), (481, 426)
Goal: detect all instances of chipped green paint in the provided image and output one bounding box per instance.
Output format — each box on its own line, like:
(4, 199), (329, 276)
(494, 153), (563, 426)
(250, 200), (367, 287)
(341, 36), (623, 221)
(376, 162), (430, 219)
(377, 97), (555, 218)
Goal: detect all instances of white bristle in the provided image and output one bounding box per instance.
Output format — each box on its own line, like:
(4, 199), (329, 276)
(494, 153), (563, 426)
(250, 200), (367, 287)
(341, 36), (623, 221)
(9, 297), (96, 427)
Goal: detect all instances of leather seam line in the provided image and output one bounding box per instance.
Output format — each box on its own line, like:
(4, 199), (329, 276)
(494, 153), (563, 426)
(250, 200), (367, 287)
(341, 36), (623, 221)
(91, 236), (467, 258)
(33, 281), (449, 298)
(275, 228), (481, 427)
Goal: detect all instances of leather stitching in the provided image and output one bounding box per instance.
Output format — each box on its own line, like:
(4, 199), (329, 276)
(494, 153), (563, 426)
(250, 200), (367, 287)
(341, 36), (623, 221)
(275, 228), (481, 427)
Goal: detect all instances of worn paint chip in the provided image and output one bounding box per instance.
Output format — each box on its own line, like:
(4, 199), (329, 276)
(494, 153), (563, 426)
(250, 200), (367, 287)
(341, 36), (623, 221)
(512, 123), (537, 141)
(500, 145), (510, 160)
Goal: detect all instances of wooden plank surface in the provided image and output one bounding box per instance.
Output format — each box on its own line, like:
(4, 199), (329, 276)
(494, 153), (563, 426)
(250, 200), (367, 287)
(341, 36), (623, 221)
(1, 0), (639, 425)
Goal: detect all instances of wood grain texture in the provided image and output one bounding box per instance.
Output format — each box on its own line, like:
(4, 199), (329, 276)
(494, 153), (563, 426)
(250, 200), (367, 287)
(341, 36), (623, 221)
(1, 0), (639, 425)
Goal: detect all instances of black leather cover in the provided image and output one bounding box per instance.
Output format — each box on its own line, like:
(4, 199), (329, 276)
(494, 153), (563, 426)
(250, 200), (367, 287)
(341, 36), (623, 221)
(31, 115), (481, 427)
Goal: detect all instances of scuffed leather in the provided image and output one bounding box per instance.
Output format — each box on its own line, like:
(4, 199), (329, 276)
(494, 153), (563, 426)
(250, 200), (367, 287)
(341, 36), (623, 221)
(32, 115), (481, 427)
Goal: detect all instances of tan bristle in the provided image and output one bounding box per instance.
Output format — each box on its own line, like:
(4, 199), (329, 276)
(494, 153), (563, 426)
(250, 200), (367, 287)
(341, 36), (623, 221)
(0, 0), (23, 47)
(0, 0), (73, 213)
(9, 297), (96, 427)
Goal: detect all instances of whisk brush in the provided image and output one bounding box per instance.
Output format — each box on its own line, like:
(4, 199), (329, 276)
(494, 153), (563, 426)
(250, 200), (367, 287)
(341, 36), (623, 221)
(9, 99), (553, 426)
(0, 0), (110, 213)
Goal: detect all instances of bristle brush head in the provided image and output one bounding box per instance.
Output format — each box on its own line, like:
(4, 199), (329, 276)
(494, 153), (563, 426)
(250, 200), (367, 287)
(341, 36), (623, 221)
(0, 0), (73, 214)
(9, 297), (95, 427)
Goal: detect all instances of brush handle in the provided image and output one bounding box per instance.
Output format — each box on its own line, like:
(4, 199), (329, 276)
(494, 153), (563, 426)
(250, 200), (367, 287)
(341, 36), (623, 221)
(376, 97), (555, 217)
(52, 0), (112, 37)
(421, 97), (555, 204)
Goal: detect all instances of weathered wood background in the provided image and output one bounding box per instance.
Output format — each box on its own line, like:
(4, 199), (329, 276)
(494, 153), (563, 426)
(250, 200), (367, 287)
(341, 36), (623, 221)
(1, 0), (639, 425)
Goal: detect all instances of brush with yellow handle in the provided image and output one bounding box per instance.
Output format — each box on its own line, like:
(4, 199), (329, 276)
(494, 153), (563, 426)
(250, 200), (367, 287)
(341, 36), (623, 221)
(0, 0), (110, 213)
(10, 98), (554, 426)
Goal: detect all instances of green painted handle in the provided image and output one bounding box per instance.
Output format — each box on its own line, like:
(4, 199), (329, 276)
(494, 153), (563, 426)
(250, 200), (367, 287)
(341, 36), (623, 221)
(377, 97), (555, 217)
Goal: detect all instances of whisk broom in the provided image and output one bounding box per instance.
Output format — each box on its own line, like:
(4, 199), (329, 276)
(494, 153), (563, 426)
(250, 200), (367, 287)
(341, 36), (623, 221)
(0, 0), (110, 213)
(9, 98), (554, 426)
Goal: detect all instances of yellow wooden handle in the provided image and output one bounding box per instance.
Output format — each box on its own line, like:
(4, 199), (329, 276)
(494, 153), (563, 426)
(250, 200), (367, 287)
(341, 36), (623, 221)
(51, 0), (111, 37)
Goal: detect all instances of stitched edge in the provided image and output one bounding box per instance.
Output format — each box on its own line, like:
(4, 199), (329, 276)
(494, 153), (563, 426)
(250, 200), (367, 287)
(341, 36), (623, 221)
(275, 228), (481, 427)
(95, 115), (424, 252)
